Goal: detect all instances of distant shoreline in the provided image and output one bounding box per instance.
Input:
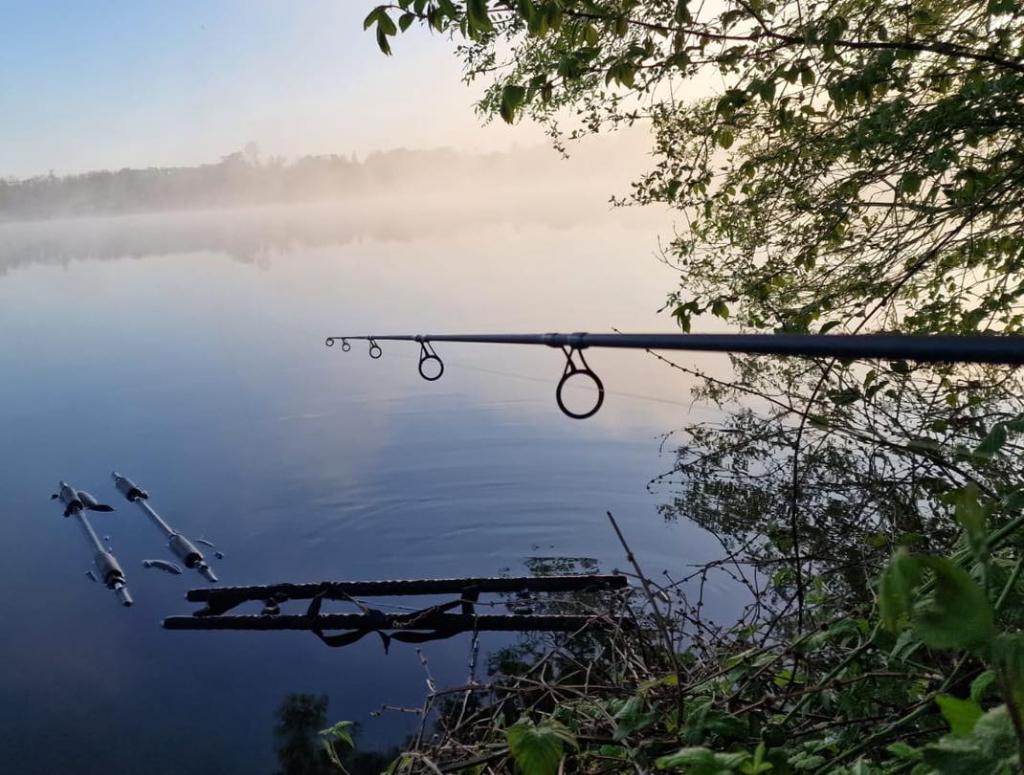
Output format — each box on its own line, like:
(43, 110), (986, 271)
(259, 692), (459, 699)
(0, 139), (646, 223)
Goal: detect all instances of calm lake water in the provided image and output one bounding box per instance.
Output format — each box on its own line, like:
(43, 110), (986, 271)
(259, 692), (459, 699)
(0, 198), (739, 773)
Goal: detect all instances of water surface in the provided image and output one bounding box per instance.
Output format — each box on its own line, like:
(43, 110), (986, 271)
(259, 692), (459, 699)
(0, 199), (738, 773)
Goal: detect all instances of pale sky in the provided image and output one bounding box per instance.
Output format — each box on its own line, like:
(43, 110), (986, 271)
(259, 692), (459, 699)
(0, 1), (545, 178)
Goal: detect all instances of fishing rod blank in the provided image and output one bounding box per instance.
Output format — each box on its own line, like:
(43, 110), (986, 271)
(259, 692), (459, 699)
(112, 472), (218, 583)
(325, 331), (1024, 419)
(52, 481), (133, 607)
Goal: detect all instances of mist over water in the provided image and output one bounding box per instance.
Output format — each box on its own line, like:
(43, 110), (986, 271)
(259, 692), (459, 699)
(0, 166), (736, 773)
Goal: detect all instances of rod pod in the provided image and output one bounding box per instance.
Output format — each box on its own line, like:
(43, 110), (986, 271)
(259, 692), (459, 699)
(112, 472), (218, 583)
(52, 480), (133, 606)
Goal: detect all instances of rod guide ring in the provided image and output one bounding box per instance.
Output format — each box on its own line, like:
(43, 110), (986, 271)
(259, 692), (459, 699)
(555, 347), (604, 420)
(418, 341), (444, 381)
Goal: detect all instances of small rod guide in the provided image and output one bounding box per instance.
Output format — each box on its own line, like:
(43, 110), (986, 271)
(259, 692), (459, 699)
(112, 473), (218, 583)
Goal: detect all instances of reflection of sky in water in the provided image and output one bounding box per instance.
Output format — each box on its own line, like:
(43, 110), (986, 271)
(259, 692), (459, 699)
(0, 202), (740, 773)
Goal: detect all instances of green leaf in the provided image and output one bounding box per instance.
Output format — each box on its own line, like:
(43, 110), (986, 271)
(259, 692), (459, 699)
(1003, 488), (1024, 512)
(922, 705), (1019, 772)
(613, 695), (657, 740)
(991, 633), (1024, 711)
(886, 742), (922, 761)
(913, 555), (994, 651)
(739, 742), (773, 773)
(988, 0), (1017, 13)
(656, 747), (749, 773)
(879, 548), (922, 631)
(900, 172), (923, 195)
(944, 484), (988, 558)
(499, 84), (527, 124)
(971, 671), (996, 703)
(376, 10), (397, 35)
(516, 0), (535, 18)
(976, 423), (1008, 459)
(385, 754), (414, 775)
(399, 12), (416, 31)
(506, 718), (577, 775)
(363, 6), (385, 29)
(467, 0), (494, 33)
(936, 694), (983, 737)
(320, 720), (357, 772)
(674, 0), (692, 24)
(320, 720), (356, 749)
(376, 26), (394, 54)
(712, 300), (730, 319)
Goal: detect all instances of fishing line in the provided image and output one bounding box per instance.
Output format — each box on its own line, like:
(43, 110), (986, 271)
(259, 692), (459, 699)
(444, 358), (700, 412)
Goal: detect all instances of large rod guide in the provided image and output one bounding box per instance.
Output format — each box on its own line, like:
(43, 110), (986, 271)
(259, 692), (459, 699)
(112, 473), (218, 583)
(52, 481), (133, 607)
(326, 331), (1024, 419)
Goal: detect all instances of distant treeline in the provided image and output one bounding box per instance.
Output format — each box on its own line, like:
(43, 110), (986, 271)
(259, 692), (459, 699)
(0, 144), (626, 222)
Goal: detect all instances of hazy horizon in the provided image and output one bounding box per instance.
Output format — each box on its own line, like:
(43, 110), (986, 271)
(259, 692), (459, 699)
(0, 2), (551, 179)
(0, 131), (654, 224)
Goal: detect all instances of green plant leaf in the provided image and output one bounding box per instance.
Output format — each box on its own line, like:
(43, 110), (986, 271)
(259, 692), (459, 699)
(1003, 488), (1024, 512)
(922, 705), (1019, 772)
(900, 172), (923, 195)
(739, 742), (773, 773)
(320, 720), (356, 749)
(500, 84), (527, 123)
(886, 742), (922, 761)
(944, 484), (988, 559)
(655, 747), (749, 773)
(976, 423), (1008, 459)
(971, 671), (996, 703)
(991, 633), (1024, 711)
(612, 695), (657, 740)
(376, 25), (393, 54)
(363, 6), (385, 29)
(506, 718), (577, 775)
(912, 555), (994, 651)
(936, 694), (983, 737)
(320, 720), (357, 772)
(467, 0), (494, 33)
(879, 548), (922, 631)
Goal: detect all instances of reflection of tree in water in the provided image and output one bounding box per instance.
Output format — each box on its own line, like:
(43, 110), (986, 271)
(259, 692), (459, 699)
(488, 556), (618, 681)
(277, 557), (623, 772)
(650, 354), (1024, 626)
(274, 693), (398, 775)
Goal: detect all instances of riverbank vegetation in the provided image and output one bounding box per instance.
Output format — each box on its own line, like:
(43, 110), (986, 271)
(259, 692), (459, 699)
(319, 0), (1024, 771)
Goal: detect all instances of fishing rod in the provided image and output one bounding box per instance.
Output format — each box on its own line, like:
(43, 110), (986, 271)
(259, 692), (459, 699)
(111, 472), (218, 583)
(325, 331), (1024, 419)
(51, 481), (133, 607)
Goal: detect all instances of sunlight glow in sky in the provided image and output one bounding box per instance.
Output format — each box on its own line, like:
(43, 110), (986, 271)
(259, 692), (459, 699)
(0, 1), (543, 178)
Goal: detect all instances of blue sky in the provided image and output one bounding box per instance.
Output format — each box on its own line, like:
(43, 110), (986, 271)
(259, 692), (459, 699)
(0, 1), (539, 178)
